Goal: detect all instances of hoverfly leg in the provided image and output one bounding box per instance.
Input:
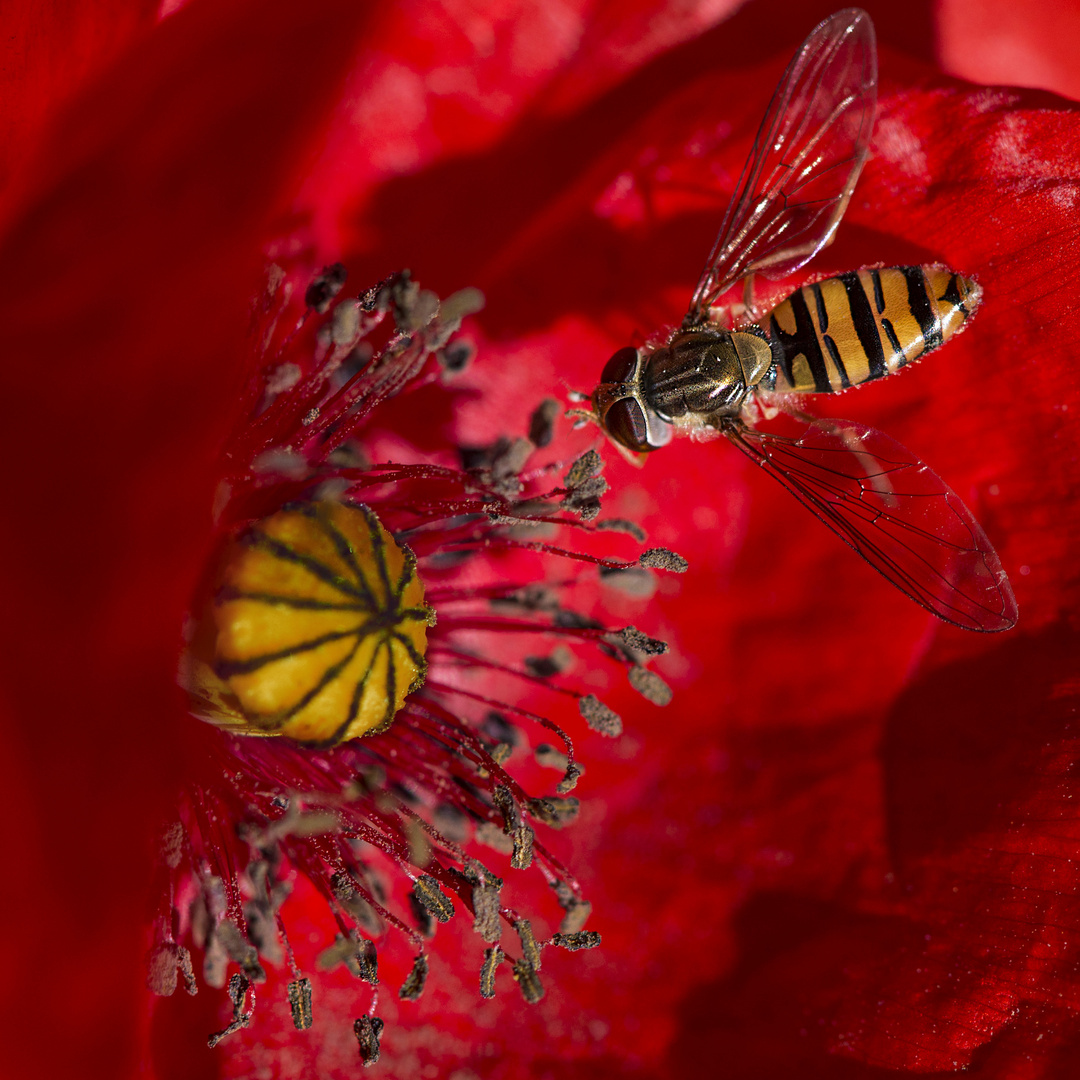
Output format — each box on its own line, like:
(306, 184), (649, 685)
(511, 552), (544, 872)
(704, 300), (738, 329)
(611, 441), (649, 468)
(749, 389), (816, 425)
(742, 273), (757, 322)
(741, 394), (766, 425)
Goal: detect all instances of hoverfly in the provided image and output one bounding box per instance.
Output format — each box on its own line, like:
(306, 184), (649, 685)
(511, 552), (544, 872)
(587, 7), (1017, 632)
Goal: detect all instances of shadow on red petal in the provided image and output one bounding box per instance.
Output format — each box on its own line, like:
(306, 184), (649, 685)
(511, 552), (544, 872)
(885, 621), (1080, 862)
(668, 894), (919, 1079)
(668, 622), (1080, 1076)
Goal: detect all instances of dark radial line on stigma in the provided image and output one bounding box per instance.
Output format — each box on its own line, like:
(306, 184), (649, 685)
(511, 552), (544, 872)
(363, 506), (396, 601)
(902, 265), (942, 350)
(393, 547), (418, 602)
(277, 637), (364, 721)
(331, 645), (380, 743)
(381, 640), (397, 726)
(392, 629), (427, 672)
(216, 588), (368, 612)
(215, 622), (373, 677)
(839, 270), (886, 382)
(247, 531), (370, 602)
(310, 506), (382, 611)
(298, 645), (382, 749)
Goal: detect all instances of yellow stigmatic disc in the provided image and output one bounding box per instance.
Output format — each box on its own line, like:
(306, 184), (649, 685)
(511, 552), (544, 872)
(186, 501), (432, 747)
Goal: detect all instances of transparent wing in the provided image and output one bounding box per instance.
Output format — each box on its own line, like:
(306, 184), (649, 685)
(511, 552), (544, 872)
(724, 418), (1018, 632)
(684, 9), (877, 328)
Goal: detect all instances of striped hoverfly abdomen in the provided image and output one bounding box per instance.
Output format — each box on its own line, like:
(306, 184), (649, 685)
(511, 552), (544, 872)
(760, 267), (982, 394)
(586, 10), (1018, 632)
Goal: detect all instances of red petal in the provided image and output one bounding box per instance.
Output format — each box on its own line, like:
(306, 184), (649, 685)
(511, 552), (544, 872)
(0, 0), (157, 187)
(0, 2), (368, 1077)
(938, 0), (1080, 102)
(8, 1), (1080, 1076)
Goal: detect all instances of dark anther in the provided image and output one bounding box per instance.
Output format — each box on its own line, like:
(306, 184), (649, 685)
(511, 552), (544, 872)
(472, 880), (502, 943)
(524, 646), (572, 677)
(578, 694), (623, 737)
(639, 547), (689, 573)
(492, 785), (522, 831)
(629, 666), (673, 706)
(516, 919), (542, 972)
(354, 1015), (384, 1066)
(529, 796), (580, 827)
(551, 930), (602, 951)
(556, 763), (583, 795)
(480, 946), (503, 999)
(287, 977), (313, 1030)
(215, 919), (267, 983)
(511, 824), (535, 870)
(412, 875), (455, 924)
(617, 625), (669, 656)
(564, 449), (603, 489)
(480, 711), (521, 747)
(552, 881), (593, 934)
(177, 946), (198, 996)
(207, 973), (253, 1048)
(305, 263), (348, 313)
(438, 339), (473, 374)
(512, 958), (545, 1004)
(438, 286), (485, 325)
(399, 954), (429, 1001)
(528, 398), (560, 447)
(595, 518), (647, 542)
(356, 939), (378, 985)
(408, 892), (435, 938)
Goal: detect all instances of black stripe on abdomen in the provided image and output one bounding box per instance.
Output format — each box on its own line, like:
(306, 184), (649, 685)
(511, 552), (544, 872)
(902, 266), (942, 350)
(839, 271), (886, 382)
(881, 317), (904, 359)
(770, 288), (830, 393)
(871, 269), (886, 314)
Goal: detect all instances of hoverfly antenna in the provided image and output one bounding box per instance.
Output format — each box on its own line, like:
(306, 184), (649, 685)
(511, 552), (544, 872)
(565, 401), (600, 431)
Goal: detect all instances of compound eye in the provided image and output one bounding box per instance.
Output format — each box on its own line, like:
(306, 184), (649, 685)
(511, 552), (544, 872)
(603, 397), (651, 452)
(600, 346), (639, 385)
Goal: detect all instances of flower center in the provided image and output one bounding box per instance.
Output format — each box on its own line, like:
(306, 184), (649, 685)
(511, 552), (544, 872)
(189, 500), (431, 745)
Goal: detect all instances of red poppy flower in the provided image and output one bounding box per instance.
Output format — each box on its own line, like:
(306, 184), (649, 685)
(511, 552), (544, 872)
(4, 2), (1080, 1079)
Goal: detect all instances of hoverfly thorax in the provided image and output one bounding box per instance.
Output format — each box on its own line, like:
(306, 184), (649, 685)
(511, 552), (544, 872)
(593, 344), (673, 452)
(643, 328), (774, 421)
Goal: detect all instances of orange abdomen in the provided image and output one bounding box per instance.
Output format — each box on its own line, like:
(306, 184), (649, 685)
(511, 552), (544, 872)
(760, 266), (982, 394)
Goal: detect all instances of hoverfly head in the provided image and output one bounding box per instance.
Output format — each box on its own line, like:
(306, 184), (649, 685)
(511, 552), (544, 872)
(593, 345), (673, 454)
